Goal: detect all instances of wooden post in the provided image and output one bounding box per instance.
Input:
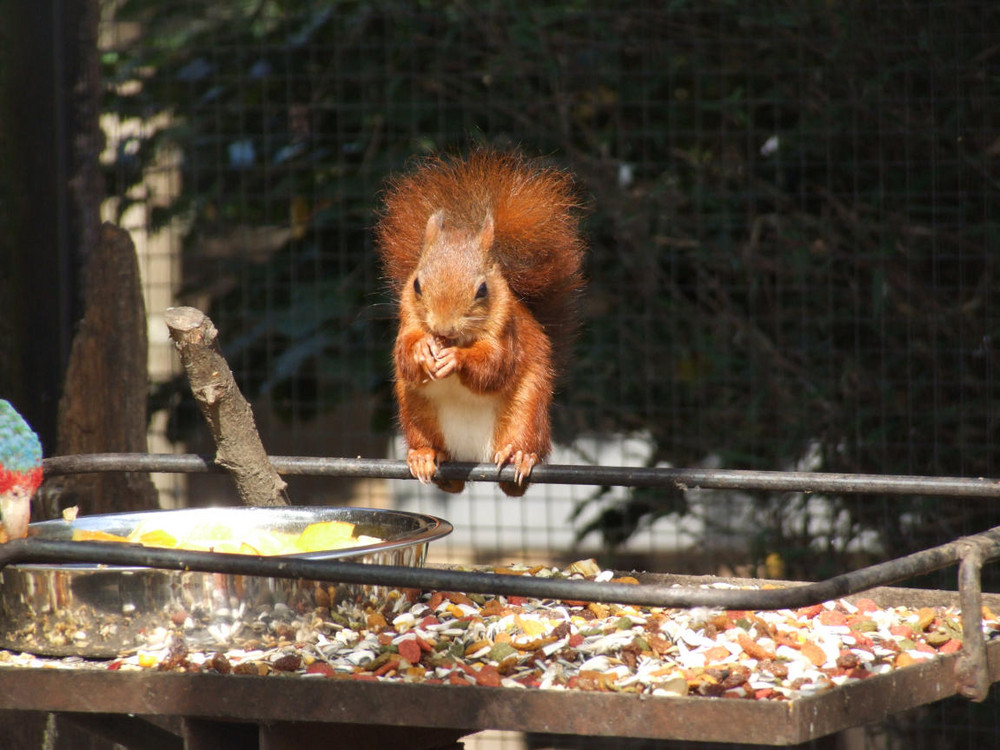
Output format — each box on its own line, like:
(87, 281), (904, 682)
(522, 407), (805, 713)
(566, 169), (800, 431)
(48, 223), (158, 517)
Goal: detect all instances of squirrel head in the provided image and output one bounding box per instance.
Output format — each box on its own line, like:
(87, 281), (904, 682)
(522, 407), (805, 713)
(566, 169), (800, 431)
(405, 209), (511, 347)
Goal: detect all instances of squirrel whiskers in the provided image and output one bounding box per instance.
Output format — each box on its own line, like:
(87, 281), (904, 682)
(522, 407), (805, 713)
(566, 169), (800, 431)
(376, 149), (585, 496)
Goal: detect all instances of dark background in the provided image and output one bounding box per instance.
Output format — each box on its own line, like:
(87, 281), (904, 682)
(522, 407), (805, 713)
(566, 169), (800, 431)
(2, 1), (999, 747)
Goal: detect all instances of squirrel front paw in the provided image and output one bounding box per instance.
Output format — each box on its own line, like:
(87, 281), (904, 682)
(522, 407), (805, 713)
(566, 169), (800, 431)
(406, 447), (465, 493)
(407, 447), (440, 484)
(429, 346), (458, 379)
(413, 336), (458, 381)
(494, 444), (539, 496)
(412, 336), (439, 381)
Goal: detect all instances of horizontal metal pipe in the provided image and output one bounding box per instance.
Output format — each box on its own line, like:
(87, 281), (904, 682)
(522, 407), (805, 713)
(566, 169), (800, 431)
(42, 453), (1000, 498)
(4, 527), (1000, 610)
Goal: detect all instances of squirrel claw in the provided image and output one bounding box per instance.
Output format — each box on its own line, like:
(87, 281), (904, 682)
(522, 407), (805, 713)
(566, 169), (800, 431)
(407, 448), (440, 484)
(493, 444), (514, 470)
(512, 451), (538, 484)
(407, 448), (464, 493)
(494, 445), (538, 495)
(413, 337), (439, 380)
(414, 337), (458, 381)
(432, 347), (458, 379)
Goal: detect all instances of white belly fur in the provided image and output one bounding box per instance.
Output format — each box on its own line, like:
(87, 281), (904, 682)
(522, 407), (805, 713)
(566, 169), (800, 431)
(422, 377), (499, 462)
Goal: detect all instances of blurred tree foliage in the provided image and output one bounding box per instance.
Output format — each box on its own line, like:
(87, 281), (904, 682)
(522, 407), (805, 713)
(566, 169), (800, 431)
(105, 1), (1000, 573)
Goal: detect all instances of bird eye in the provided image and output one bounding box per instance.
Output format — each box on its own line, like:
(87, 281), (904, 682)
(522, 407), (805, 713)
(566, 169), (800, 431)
(475, 281), (488, 300)
(413, 278), (422, 296)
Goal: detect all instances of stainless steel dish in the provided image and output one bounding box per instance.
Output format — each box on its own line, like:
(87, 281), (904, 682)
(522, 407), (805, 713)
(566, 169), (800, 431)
(0, 506), (452, 657)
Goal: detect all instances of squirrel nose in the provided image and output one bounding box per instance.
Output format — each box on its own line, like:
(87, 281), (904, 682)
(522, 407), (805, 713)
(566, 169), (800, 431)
(433, 327), (459, 343)
(427, 316), (459, 341)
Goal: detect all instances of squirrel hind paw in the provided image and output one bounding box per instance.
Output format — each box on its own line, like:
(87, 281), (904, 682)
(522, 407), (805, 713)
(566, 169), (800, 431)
(499, 480), (530, 497)
(435, 478), (466, 494)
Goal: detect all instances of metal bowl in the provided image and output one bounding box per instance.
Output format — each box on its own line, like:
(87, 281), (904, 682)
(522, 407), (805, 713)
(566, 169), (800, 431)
(0, 506), (452, 657)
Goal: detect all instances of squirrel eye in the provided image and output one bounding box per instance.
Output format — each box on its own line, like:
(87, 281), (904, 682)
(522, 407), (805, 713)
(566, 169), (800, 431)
(475, 281), (488, 300)
(413, 278), (422, 296)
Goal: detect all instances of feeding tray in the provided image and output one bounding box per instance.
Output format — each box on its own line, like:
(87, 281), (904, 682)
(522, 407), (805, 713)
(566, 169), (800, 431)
(0, 506), (452, 657)
(0, 574), (997, 746)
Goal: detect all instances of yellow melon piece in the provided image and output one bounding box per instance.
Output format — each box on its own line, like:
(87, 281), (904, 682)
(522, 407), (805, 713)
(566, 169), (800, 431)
(183, 523), (238, 543)
(198, 539), (242, 554)
(239, 541), (263, 555)
(72, 529), (132, 544)
(238, 529), (300, 556)
(294, 520), (357, 553)
(130, 529), (180, 549)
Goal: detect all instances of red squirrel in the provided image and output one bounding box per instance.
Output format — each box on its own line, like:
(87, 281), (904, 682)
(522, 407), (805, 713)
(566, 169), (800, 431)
(376, 150), (585, 496)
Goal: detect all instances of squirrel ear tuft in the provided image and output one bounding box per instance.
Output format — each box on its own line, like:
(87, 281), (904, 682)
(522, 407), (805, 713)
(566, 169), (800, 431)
(424, 209), (446, 246)
(477, 213), (495, 249)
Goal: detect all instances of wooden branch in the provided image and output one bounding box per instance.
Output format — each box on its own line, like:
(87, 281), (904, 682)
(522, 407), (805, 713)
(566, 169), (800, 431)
(165, 306), (289, 507)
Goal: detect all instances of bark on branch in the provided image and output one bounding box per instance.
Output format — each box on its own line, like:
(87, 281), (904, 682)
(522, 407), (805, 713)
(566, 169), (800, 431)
(165, 306), (289, 507)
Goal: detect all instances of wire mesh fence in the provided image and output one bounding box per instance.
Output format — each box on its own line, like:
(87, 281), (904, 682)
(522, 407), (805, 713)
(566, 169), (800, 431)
(92, 1), (1000, 746)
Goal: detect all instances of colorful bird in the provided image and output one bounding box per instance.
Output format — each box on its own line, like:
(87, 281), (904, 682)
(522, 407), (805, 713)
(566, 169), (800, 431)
(0, 400), (43, 540)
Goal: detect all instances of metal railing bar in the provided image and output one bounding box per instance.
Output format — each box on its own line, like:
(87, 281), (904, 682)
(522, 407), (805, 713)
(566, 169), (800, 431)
(42, 453), (1000, 499)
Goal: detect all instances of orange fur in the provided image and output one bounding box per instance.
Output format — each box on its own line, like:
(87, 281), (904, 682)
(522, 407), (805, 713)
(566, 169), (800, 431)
(376, 149), (585, 496)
